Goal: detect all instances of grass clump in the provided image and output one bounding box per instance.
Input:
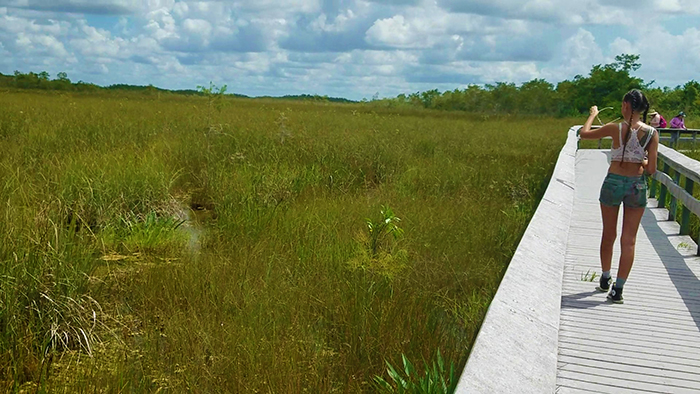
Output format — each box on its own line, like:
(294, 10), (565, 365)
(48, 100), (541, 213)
(348, 205), (408, 279)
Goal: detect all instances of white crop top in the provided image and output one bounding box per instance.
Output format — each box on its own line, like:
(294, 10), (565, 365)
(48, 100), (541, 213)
(610, 122), (655, 163)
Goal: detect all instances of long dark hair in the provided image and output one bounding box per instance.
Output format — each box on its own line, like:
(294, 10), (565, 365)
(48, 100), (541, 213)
(621, 89), (650, 163)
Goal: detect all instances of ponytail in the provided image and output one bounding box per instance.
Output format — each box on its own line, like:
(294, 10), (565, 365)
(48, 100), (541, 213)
(620, 89), (650, 163)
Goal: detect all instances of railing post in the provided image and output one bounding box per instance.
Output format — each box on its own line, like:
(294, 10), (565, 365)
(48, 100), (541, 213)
(669, 169), (681, 221)
(658, 160), (669, 208)
(597, 138), (602, 149)
(681, 178), (694, 235)
(693, 131), (697, 147)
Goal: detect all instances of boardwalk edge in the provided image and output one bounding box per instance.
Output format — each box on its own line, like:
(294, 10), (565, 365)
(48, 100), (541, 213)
(455, 127), (579, 393)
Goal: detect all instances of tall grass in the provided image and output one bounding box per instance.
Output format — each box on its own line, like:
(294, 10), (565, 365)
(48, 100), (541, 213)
(0, 91), (572, 392)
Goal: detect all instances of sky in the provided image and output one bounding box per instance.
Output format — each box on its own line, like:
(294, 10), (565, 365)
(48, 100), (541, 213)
(0, 0), (699, 100)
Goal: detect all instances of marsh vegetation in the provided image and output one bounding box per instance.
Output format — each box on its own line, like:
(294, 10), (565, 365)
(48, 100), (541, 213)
(0, 91), (572, 392)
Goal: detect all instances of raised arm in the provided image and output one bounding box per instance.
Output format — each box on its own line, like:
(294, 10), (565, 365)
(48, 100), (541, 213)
(579, 105), (616, 140)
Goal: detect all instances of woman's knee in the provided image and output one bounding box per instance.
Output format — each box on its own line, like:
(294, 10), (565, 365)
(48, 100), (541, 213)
(620, 234), (637, 248)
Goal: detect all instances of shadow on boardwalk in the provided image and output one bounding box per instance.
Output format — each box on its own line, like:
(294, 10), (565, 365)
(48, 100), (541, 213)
(642, 207), (700, 331)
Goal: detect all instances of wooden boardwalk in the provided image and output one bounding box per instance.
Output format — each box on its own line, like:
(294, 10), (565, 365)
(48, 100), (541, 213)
(557, 150), (700, 393)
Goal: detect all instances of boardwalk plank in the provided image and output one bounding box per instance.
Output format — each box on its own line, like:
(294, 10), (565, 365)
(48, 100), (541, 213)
(557, 375), (676, 394)
(558, 369), (697, 393)
(558, 345), (700, 370)
(558, 355), (700, 385)
(558, 336), (700, 364)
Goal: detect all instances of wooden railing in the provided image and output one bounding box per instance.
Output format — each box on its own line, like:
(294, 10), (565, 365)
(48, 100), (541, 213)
(649, 144), (700, 254)
(589, 126), (700, 148)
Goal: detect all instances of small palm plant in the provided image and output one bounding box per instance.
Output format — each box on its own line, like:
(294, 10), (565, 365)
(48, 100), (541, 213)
(366, 205), (404, 257)
(348, 205), (407, 278)
(373, 349), (458, 394)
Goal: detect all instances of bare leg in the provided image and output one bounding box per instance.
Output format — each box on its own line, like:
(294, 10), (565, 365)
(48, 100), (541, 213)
(618, 206), (645, 280)
(600, 203), (620, 273)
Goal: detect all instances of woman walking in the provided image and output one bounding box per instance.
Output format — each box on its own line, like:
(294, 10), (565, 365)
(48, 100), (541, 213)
(578, 89), (659, 304)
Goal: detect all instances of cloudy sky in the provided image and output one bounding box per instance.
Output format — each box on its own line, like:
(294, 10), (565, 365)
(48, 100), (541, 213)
(1, 0), (699, 100)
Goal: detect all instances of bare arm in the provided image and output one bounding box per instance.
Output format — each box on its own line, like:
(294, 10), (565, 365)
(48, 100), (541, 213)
(645, 131), (659, 175)
(579, 105), (616, 140)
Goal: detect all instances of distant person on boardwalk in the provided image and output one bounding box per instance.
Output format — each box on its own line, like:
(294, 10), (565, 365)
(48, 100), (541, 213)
(578, 89), (659, 304)
(670, 111), (687, 129)
(649, 110), (666, 128)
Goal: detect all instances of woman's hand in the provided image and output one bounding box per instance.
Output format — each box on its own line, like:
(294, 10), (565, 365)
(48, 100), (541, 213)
(589, 105), (599, 118)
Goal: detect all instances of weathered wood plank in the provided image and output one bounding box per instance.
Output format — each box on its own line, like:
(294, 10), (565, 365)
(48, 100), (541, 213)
(560, 312), (700, 334)
(559, 355), (700, 386)
(558, 345), (700, 370)
(561, 301), (697, 324)
(558, 364), (699, 391)
(556, 386), (608, 394)
(558, 372), (683, 394)
(558, 327), (700, 351)
(557, 338), (700, 364)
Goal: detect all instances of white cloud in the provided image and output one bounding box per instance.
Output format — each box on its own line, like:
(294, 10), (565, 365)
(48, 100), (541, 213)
(15, 31), (70, 58)
(547, 28), (605, 79)
(310, 10), (357, 33)
(70, 23), (126, 57)
(365, 15), (431, 48)
(632, 26), (700, 86)
(182, 18), (212, 38)
(609, 37), (634, 57)
(232, 0), (322, 16)
(653, 0), (700, 13)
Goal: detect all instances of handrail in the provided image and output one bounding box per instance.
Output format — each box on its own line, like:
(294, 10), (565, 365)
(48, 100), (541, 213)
(587, 125), (700, 148)
(649, 144), (700, 248)
(589, 125), (700, 133)
(456, 127), (578, 393)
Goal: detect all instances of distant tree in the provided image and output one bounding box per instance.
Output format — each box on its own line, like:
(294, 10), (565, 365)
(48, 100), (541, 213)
(486, 82), (518, 113)
(612, 54), (641, 73)
(682, 80), (700, 112)
(518, 79), (555, 114)
(419, 89), (440, 108)
(196, 81), (228, 128)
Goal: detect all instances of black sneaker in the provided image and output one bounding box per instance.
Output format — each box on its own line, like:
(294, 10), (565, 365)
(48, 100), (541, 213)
(607, 284), (624, 304)
(596, 275), (611, 292)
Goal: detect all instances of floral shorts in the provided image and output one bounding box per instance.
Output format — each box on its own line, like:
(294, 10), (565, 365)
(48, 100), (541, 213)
(599, 173), (647, 208)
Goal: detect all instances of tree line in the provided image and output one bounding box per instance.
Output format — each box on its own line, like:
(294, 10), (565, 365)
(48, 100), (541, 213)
(0, 71), (353, 103)
(374, 54), (699, 119)
(2, 54), (698, 117)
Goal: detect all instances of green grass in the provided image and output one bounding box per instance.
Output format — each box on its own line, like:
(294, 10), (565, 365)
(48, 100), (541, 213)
(0, 91), (572, 392)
